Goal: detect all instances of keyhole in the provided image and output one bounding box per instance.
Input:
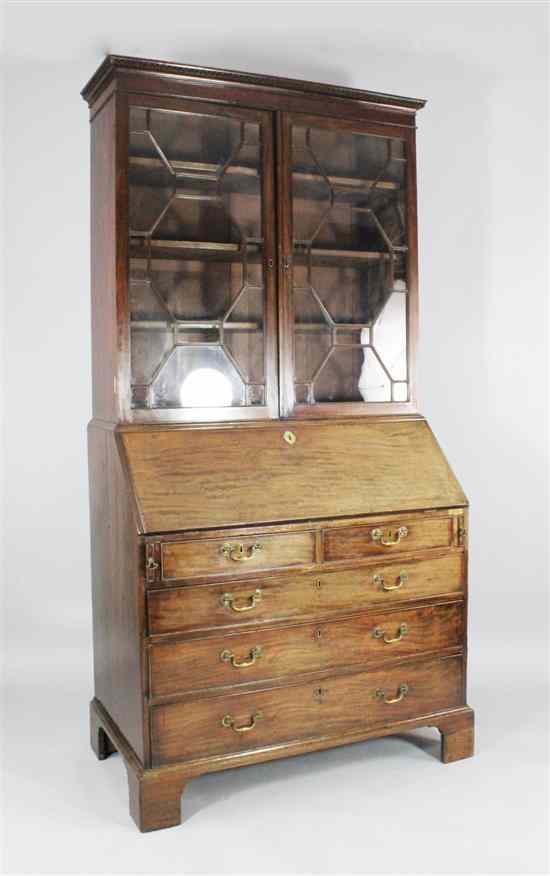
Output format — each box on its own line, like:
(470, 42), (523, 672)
(315, 628), (322, 640)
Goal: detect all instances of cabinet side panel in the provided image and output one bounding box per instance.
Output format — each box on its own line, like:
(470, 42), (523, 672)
(88, 424), (146, 763)
(90, 96), (118, 421)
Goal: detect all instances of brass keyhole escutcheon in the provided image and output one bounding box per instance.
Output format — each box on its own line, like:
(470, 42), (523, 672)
(283, 430), (296, 445)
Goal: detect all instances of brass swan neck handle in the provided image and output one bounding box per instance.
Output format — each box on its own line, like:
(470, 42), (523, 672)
(371, 526), (409, 546)
(373, 622), (408, 644)
(221, 542), (263, 562)
(220, 589), (263, 612)
(222, 712), (263, 732)
(375, 683), (409, 704)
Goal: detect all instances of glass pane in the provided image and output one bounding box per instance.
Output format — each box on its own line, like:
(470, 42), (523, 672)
(128, 106), (266, 410)
(291, 123), (408, 405)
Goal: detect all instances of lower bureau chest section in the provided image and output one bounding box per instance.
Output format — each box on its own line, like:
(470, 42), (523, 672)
(150, 655), (464, 766)
(144, 509), (467, 771)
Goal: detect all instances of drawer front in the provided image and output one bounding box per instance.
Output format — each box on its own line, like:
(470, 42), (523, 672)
(151, 655), (464, 765)
(324, 516), (453, 561)
(149, 602), (464, 697)
(160, 532), (316, 582)
(148, 553), (464, 635)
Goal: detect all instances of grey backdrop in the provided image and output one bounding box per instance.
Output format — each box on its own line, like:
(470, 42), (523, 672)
(2, 2), (549, 873)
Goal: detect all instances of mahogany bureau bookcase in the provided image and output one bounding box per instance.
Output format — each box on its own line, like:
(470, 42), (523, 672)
(82, 54), (474, 832)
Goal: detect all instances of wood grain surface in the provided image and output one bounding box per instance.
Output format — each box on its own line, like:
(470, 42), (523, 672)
(147, 552), (464, 635)
(151, 654), (464, 765)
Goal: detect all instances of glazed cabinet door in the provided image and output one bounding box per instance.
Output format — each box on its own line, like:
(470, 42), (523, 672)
(126, 97), (278, 421)
(278, 112), (418, 418)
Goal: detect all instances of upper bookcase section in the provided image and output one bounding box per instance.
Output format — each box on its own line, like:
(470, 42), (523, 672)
(83, 55), (425, 424)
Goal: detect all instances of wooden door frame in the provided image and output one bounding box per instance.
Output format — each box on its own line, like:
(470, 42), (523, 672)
(118, 92), (280, 424)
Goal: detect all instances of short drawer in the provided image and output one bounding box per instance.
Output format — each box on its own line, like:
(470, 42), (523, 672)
(324, 515), (453, 561)
(160, 531), (316, 582)
(151, 654), (464, 765)
(147, 553), (464, 635)
(149, 602), (464, 698)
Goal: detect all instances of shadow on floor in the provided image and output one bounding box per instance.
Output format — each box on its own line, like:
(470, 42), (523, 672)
(180, 726), (442, 821)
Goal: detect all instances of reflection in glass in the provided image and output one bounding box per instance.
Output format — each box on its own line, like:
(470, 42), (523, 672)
(180, 368), (234, 407)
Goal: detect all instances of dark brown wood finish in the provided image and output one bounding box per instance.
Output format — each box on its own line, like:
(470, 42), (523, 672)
(323, 515), (453, 561)
(150, 654), (464, 765)
(90, 695), (473, 832)
(89, 94), (119, 422)
(84, 56), (473, 832)
(119, 419), (466, 533)
(81, 55), (426, 113)
(148, 602), (464, 699)
(147, 551), (464, 635)
(88, 423), (146, 763)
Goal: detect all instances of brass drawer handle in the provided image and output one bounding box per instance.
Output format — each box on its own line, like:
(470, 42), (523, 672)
(371, 526), (408, 546)
(374, 570), (409, 591)
(375, 683), (409, 704)
(221, 542), (263, 562)
(222, 711), (263, 732)
(373, 622), (408, 643)
(220, 645), (263, 668)
(220, 588), (262, 612)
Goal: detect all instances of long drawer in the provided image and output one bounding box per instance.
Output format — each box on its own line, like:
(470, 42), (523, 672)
(149, 602), (464, 698)
(151, 655), (464, 765)
(147, 553), (464, 636)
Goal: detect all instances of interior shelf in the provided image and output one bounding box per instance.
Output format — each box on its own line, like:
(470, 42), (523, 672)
(129, 238), (263, 264)
(129, 155), (400, 192)
(129, 239), (403, 267)
(295, 247), (398, 265)
(130, 319), (262, 332)
(130, 320), (376, 334)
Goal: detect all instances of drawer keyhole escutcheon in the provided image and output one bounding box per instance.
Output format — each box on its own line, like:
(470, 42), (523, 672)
(283, 430), (296, 445)
(374, 570), (409, 591)
(220, 589), (262, 612)
(314, 687), (328, 703)
(371, 526), (408, 546)
(220, 646), (263, 668)
(222, 712), (263, 732)
(221, 542), (263, 562)
(373, 622), (408, 643)
(375, 683), (409, 704)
